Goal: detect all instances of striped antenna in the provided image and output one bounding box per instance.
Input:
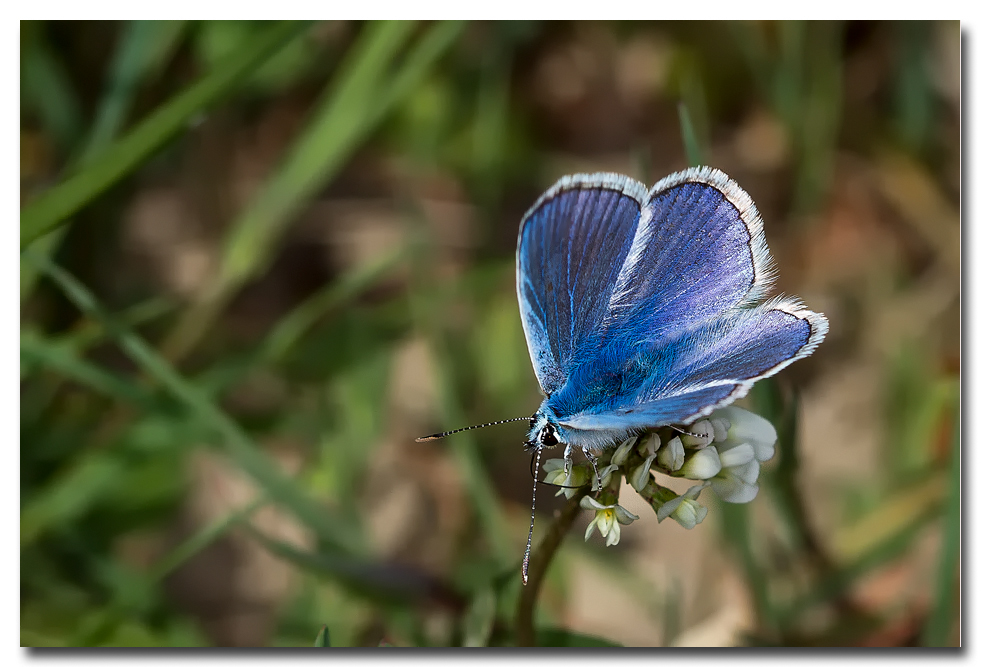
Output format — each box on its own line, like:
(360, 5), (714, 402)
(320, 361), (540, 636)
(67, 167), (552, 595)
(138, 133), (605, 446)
(415, 417), (529, 442)
(521, 448), (542, 586)
(669, 424), (710, 440)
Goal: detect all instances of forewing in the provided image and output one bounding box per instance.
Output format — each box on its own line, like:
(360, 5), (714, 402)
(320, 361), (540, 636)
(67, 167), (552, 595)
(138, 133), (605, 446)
(601, 167), (776, 341)
(556, 298), (828, 431)
(517, 173), (646, 394)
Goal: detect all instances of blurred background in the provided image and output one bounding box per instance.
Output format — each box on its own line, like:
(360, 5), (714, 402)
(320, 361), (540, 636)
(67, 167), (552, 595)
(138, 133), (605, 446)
(20, 20), (960, 647)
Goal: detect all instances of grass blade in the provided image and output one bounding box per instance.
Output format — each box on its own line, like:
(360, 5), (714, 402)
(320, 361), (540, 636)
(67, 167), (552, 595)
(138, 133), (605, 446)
(261, 247), (408, 364)
(313, 625), (331, 647)
(718, 501), (776, 630)
(163, 20), (466, 362)
(22, 22), (185, 301)
(21, 23), (83, 152)
(922, 397), (960, 646)
(148, 496), (267, 583)
(20, 20), (309, 249)
(245, 525), (464, 609)
(462, 586), (496, 647)
(406, 234), (514, 565)
(21, 454), (127, 546)
(677, 101), (705, 167)
(80, 20), (187, 166)
(26, 251), (364, 556)
(21, 332), (159, 410)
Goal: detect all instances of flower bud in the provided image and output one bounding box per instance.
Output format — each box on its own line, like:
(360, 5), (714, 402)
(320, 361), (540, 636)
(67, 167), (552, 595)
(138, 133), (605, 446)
(681, 420), (714, 448)
(611, 437), (637, 466)
(709, 417), (731, 443)
(670, 497), (708, 529)
(657, 436), (685, 471)
(591, 464), (618, 492)
(655, 484), (707, 529)
(712, 406), (777, 462)
(718, 442), (755, 469)
(679, 445), (722, 480)
(629, 453), (656, 493)
(710, 460), (761, 503)
(638, 432), (662, 456)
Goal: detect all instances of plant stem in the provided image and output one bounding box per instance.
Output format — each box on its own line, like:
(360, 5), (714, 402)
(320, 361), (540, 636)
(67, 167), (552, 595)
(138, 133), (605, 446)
(515, 485), (589, 647)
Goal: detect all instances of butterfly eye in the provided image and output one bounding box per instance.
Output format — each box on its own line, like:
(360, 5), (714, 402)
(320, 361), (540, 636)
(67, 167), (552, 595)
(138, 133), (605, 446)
(539, 424), (558, 448)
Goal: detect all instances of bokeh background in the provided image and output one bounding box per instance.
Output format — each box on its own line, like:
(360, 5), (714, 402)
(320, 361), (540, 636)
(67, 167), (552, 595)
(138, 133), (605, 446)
(20, 20), (960, 647)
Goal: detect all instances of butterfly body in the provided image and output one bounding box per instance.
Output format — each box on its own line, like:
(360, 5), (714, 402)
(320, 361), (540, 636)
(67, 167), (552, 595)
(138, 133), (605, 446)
(518, 167), (828, 460)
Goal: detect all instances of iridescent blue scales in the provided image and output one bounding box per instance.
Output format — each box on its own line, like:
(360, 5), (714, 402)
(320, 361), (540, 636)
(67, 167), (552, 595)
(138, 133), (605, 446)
(517, 167), (828, 459)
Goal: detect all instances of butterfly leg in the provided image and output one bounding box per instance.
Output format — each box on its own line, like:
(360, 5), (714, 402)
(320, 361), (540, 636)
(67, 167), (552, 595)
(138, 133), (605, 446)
(562, 442), (574, 477)
(582, 448), (602, 494)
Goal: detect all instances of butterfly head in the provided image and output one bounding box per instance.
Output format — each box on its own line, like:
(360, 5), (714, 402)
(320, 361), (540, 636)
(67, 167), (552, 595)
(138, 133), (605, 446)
(524, 410), (562, 452)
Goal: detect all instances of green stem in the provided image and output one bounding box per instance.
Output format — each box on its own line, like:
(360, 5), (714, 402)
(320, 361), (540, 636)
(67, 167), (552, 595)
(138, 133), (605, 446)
(515, 484), (589, 647)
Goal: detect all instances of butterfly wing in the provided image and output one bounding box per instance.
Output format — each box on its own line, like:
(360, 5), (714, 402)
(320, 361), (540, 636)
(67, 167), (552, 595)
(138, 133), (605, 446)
(536, 167), (827, 438)
(555, 298), (828, 433)
(517, 173), (647, 395)
(601, 167), (776, 343)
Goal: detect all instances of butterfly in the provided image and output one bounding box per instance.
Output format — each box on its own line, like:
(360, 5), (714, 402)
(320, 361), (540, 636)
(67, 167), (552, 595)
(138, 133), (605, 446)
(419, 166), (828, 583)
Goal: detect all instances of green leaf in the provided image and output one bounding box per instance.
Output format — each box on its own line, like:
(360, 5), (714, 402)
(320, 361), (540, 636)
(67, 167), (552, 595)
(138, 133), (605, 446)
(313, 625), (331, 647)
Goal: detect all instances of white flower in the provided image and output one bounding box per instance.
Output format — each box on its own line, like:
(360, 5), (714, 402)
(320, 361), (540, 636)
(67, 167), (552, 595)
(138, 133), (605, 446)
(709, 416), (731, 443)
(671, 497), (709, 529)
(717, 442), (755, 468)
(679, 445), (722, 480)
(638, 432), (661, 456)
(591, 464), (619, 492)
(611, 437), (638, 466)
(655, 485), (708, 529)
(580, 496), (639, 546)
(698, 407), (775, 503)
(542, 458), (590, 499)
(710, 459), (761, 503)
(681, 420), (714, 448)
(629, 453), (656, 493)
(712, 406), (777, 462)
(657, 436), (685, 471)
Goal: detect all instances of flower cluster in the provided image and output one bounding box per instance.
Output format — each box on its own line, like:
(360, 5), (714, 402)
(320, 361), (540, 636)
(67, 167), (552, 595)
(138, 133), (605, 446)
(543, 406), (778, 544)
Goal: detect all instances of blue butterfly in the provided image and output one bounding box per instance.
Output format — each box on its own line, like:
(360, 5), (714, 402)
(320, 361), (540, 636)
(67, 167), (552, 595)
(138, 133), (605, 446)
(420, 166), (828, 582)
(516, 166), (827, 461)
